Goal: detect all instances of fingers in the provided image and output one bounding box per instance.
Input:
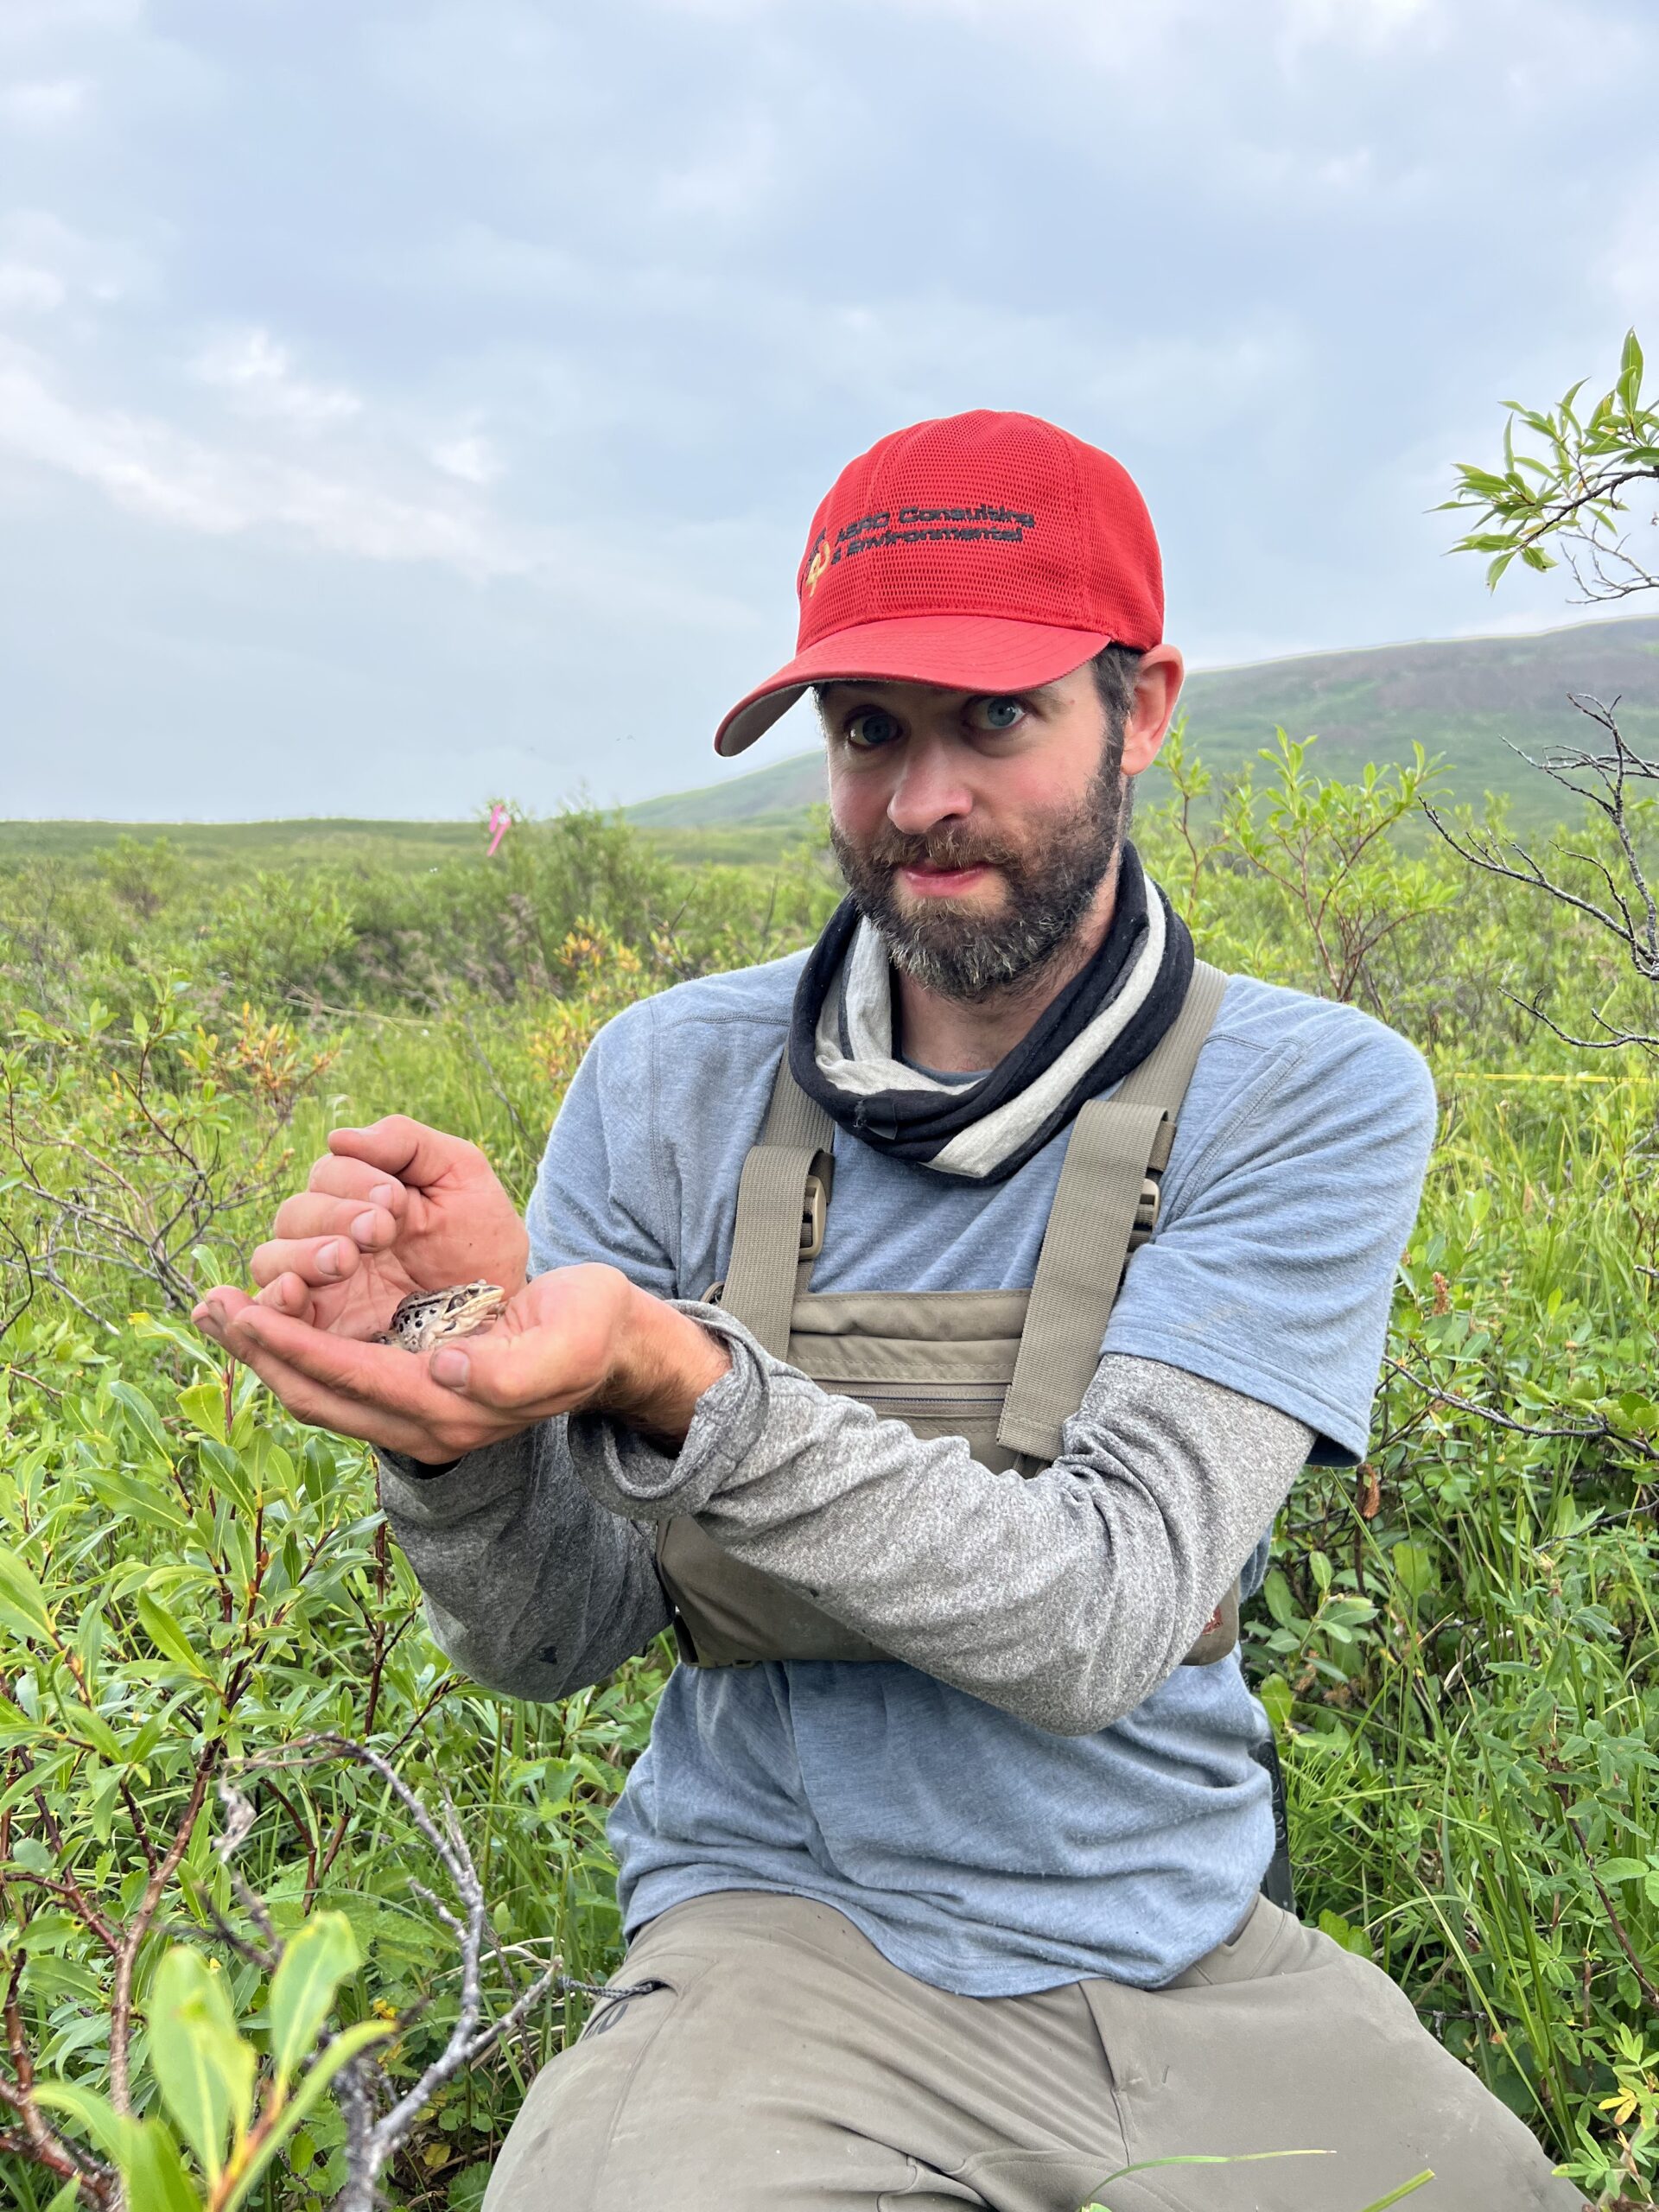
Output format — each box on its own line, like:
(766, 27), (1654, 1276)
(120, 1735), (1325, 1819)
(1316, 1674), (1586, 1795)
(191, 1296), (509, 1458)
(424, 1267), (626, 1414)
(328, 1116), (486, 1192)
(252, 1236), (353, 1295)
(429, 1329), (559, 1413)
(304, 1154), (410, 1211)
(257, 1211), (398, 1289)
(218, 1303), (411, 1401)
(194, 1285), (255, 1335)
(187, 1269), (630, 1460)
(270, 1189), (401, 1245)
(251, 1269), (318, 1323)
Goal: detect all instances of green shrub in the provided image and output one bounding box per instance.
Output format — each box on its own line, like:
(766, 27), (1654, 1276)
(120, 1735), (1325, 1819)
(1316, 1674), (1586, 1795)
(1, 770), (1654, 2205)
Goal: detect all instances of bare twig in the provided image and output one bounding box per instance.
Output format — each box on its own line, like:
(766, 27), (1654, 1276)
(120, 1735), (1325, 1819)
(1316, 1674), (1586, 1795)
(110, 1753), (217, 2113)
(1382, 1355), (1659, 1465)
(0, 1956), (118, 2205)
(1424, 694), (1658, 1058)
(1, 1363), (65, 1402)
(243, 1734), (652, 2212)
(0, 1221), (35, 1349)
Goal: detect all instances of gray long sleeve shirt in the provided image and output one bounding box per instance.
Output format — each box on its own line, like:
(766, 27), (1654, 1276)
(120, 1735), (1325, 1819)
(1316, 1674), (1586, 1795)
(385, 1320), (1311, 1735)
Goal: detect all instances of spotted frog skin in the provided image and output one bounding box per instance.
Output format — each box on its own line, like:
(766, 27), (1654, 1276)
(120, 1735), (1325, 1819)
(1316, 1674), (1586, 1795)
(376, 1281), (508, 1353)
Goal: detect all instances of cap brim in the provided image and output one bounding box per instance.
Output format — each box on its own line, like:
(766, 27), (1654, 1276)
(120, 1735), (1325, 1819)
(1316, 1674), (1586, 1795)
(713, 614), (1114, 756)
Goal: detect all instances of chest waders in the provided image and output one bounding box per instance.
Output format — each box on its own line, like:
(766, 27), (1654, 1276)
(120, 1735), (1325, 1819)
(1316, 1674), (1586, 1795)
(658, 960), (1243, 1673)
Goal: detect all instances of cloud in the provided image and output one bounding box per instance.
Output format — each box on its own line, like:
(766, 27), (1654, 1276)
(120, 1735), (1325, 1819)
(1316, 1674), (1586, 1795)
(0, 76), (94, 129)
(0, 336), (524, 569)
(1, 0), (1653, 817)
(656, 113), (779, 220)
(429, 431), (504, 485)
(1599, 196), (1659, 323)
(0, 210), (150, 310)
(0, 264), (66, 314)
(1278, 0), (1442, 48)
(838, 0), (1443, 64)
(0, 325), (759, 649)
(193, 327), (362, 431)
(0, 0), (141, 39)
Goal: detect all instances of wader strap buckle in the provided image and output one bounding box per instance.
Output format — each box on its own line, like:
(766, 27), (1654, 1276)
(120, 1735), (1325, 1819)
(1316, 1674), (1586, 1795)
(1128, 1121), (1176, 1255)
(800, 1171), (828, 1261)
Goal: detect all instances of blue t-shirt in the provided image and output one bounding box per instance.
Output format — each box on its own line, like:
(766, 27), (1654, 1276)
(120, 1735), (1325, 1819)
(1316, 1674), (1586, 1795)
(524, 951), (1437, 1993)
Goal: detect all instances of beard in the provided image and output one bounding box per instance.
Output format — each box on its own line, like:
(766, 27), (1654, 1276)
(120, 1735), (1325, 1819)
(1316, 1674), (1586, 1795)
(827, 748), (1129, 1004)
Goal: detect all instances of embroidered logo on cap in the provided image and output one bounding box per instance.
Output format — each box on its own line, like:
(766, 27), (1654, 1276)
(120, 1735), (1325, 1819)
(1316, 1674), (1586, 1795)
(801, 499), (1040, 601)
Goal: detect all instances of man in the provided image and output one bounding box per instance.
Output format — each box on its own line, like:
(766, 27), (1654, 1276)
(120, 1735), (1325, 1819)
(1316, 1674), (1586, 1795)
(195, 411), (1578, 2210)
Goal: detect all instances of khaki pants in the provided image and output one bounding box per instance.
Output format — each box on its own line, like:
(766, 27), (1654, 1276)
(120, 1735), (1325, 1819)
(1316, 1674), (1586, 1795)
(484, 1890), (1583, 2212)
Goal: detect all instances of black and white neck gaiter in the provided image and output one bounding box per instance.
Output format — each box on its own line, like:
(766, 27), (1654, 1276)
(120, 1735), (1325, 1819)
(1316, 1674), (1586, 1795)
(786, 842), (1195, 1185)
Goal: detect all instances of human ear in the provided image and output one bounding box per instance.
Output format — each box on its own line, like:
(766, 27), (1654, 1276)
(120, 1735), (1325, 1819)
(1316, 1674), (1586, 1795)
(1121, 644), (1185, 776)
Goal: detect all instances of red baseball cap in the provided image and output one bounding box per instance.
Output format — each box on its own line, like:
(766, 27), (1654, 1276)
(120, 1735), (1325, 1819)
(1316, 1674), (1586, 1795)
(714, 409), (1163, 756)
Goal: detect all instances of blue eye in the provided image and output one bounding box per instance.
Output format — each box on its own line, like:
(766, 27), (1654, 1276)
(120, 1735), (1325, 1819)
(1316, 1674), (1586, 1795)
(969, 696), (1025, 731)
(845, 708), (903, 749)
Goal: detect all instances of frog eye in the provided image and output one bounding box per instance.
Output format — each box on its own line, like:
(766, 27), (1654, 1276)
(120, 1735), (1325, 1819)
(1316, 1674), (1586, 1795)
(964, 696), (1026, 732)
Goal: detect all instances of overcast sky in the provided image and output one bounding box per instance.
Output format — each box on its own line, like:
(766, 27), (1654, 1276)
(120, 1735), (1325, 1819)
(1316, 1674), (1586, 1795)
(1, 0), (1654, 821)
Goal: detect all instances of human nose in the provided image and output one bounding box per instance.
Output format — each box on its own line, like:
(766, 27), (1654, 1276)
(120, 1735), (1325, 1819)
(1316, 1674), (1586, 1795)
(886, 735), (973, 839)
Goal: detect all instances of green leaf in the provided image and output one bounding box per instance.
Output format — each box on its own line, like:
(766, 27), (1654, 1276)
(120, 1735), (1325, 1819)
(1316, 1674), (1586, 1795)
(269, 1910), (361, 2091)
(71, 1705), (126, 1765)
(1618, 326), (1644, 409)
(33, 2088), (200, 2212)
(176, 1380), (228, 1446)
(1390, 1541), (1438, 1603)
(148, 1947), (257, 2182)
(195, 1438), (257, 1516)
(1355, 2173), (1436, 2210)
(220, 2018), (394, 2212)
(1084, 2149), (1332, 2205)
(107, 1381), (175, 1463)
(135, 1590), (208, 1677)
(0, 1549), (55, 1643)
(1257, 1675), (1294, 1735)
(129, 1311), (225, 1376)
(1262, 1568), (1299, 1630)
(1317, 1908), (1374, 1961)
(123, 2120), (202, 2212)
(33, 2076), (139, 2166)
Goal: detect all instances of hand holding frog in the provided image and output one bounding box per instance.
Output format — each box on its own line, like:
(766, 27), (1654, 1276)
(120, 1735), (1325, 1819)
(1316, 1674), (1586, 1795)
(193, 1261), (732, 1463)
(192, 1118), (730, 1461)
(216, 1116), (531, 1342)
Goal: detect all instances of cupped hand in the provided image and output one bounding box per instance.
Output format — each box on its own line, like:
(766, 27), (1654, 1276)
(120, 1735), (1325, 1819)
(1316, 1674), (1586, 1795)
(191, 1262), (655, 1462)
(199, 1116), (531, 1344)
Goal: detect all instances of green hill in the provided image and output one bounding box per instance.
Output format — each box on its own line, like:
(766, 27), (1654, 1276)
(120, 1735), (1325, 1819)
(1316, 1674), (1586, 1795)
(625, 612), (1659, 839)
(5, 616), (1652, 875)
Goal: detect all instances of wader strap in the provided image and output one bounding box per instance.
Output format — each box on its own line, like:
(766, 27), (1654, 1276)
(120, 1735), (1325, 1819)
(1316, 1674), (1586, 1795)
(717, 1053), (836, 1357)
(758, 1054), (837, 1153)
(1112, 958), (1230, 1111)
(995, 962), (1230, 1460)
(995, 1096), (1168, 1459)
